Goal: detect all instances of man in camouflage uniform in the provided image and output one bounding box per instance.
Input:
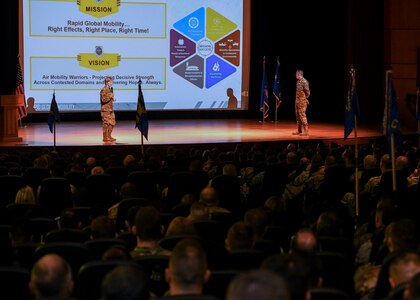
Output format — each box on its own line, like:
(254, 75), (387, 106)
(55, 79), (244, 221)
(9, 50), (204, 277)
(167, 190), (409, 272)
(100, 76), (116, 143)
(292, 70), (310, 136)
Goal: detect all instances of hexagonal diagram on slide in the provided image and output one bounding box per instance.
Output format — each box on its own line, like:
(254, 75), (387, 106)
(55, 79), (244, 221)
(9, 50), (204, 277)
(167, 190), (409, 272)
(170, 6), (240, 89)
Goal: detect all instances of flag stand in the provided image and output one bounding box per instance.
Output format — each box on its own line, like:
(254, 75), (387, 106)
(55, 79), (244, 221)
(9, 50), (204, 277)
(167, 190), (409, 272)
(53, 121), (57, 152)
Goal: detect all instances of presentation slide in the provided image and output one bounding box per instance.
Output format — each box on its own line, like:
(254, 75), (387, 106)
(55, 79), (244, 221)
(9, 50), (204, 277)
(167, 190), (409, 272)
(21, 0), (249, 112)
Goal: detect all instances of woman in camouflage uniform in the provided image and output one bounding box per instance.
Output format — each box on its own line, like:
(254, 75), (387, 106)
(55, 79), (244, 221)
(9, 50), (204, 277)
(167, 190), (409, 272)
(100, 76), (116, 143)
(292, 70), (310, 136)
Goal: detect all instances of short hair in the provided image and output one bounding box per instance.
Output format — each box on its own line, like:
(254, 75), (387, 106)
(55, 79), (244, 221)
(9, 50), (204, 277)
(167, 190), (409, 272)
(353, 263), (381, 298)
(134, 206), (163, 241)
(244, 207), (269, 239)
(389, 251), (420, 287)
(168, 238), (208, 288)
(296, 70), (304, 76)
(385, 219), (419, 253)
(199, 187), (219, 206)
(30, 254), (73, 298)
(165, 216), (196, 237)
(226, 221), (254, 250)
(102, 265), (149, 300)
(119, 182), (139, 199)
(102, 246), (132, 261)
(188, 202), (210, 222)
(289, 228), (318, 254)
(226, 269), (290, 300)
(104, 76), (113, 84)
(91, 216), (116, 239)
(261, 253), (319, 300)
(58, 208), (80, 229)
(91, 166), (105, 175)
(408, 272), (420, 299)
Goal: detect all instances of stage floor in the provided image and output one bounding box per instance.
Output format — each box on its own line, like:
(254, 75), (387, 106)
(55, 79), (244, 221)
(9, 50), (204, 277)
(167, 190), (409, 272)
(2, 119), (388, 148)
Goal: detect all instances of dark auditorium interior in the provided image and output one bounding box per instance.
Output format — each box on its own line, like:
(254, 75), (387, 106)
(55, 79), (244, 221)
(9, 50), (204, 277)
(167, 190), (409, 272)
(1, 1), (420, 300)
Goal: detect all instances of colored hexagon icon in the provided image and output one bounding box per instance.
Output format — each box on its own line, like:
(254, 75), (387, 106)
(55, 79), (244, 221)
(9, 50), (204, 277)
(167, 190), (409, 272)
(173, 55), (204, 89)
(206, 55), (236, 89)
(170, 29), (196, 67)
(206, 7), (237, 42)
(214, 30), (241, 66)
(173, 7), (205, 42)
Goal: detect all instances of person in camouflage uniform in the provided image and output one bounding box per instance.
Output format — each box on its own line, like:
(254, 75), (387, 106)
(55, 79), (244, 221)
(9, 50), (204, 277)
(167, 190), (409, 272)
(293, 70), (310, 136)
(100, 76), (116, 143)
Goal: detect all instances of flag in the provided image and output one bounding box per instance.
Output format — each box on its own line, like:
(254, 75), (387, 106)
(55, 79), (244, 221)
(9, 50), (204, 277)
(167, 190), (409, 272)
(47, 92), (60, 133)
(260, 57), (269, 120)
(15, 55), (27, 120)
(381, 69), (400, 141)
(135, 80), (149, 140)
(273, 57), (282, 109)
(344, 66), (360, 140)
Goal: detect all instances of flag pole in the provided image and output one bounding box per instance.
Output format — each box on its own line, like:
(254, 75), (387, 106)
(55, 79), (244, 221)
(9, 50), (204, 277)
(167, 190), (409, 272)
(417, 86), (420, 147)
(385, 70), (397, 194)
(274, 102), (278, 123)
(53, 120), (56, 152)
(140, 134), (144, 156)
(391, 132), (397, 193)
(353, 113), (359, 217)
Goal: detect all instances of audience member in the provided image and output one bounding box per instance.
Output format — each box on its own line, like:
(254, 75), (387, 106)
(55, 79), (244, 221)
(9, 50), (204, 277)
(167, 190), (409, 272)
(15, 185), (37, 204)
(130, 206), (170, 257)
(57, 208), (82, 230)
(372, 219), (420, 300)
(354, 263), (381, 300)
(225, 221), (254, 251)
(405, 272), (420, 300)
(165, 216), (197, 237)
(261, 252), (321, 300)
(198, 186), (230, 215)
(289, 228), (318, 254)
(101, 265), (149, 300)
(389, 251), (420, 293)
(244, 207), (269, 240)
(187, 202), (210, 222)
(91, 166), (105, 175)
(29, 254), (75, 299)
(108, 181), (140, 221)
(226, 269), (290, 300)
(90, 215), (116, 239)
(164, 238), (210, 296)
(101, 246), (132, 261)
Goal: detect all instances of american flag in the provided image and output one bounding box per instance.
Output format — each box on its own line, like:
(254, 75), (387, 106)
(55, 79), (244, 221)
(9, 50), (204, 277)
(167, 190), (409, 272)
(16, 55), (27, 120)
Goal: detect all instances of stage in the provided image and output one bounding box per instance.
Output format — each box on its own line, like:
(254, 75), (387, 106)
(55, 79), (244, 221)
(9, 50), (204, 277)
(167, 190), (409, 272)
(0, 119), (392, 151)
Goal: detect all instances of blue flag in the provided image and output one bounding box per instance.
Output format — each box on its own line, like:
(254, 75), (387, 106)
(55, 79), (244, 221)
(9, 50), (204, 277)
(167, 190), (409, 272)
(135, 80), (149, 140)
(381, 70), (400, 141)
(47, 92), (60, 133)
(344, 66), (360, 140)
(273, 57), (282, 109)
(260, 57), (269, 120)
